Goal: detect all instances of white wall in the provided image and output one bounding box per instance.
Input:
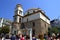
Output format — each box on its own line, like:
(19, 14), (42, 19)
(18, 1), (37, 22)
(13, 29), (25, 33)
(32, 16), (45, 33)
(40, 13), (50, 24)
(15, 7), (23, 16)
(22, 13), (50, 24)
(16, 16), (20, 23)
(22, 13), (40, 22)
(18, 7), (23, 16)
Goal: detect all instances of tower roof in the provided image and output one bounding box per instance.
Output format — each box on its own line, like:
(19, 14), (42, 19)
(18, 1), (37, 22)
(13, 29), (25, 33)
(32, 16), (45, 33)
(16, 4), (22, 8)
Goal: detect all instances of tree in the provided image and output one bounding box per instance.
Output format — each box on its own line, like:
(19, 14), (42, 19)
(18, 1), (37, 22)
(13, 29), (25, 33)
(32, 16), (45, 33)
(51, 27), (59, 34)
(1, 26), (10, 34)
(48, 26), (59, 35)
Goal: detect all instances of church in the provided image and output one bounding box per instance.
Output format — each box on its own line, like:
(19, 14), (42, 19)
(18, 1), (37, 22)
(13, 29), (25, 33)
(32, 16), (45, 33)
(12, 4), (50, 37)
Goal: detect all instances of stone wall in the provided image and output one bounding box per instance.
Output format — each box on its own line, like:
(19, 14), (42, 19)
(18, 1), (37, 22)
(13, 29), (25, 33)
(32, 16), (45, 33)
(22, 18), (50, 37)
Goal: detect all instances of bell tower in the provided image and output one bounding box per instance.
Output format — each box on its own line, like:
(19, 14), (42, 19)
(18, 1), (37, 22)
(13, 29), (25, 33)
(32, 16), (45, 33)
(14, 4), (23, 23)
(12, 4), (23, 34)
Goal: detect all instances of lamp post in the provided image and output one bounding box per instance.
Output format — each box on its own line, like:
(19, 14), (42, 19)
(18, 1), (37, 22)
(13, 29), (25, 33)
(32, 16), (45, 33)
(26, 27), (32, 40)
(30, 28), (32, 40)
(26, 26), (32, 40)
(26, 18), (32, 40)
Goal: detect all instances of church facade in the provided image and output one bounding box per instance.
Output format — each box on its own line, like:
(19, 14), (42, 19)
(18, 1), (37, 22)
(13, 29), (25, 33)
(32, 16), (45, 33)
(12, 4), (50, 37)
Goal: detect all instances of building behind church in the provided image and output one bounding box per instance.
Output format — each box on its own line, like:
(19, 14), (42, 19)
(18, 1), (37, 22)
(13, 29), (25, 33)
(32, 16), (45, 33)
(0, 18), (12, 27)
(12, 4), (50, 37)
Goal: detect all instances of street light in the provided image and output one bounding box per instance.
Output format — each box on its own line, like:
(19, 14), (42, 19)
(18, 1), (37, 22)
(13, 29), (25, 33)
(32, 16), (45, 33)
(30, 28), (32, 40)
(26, 17), (32, 40)
(28, 28), (32, 40)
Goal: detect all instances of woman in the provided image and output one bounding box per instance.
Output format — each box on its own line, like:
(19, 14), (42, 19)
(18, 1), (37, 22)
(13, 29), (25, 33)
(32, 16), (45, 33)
(20, 34), (25, 40)
(16, 34), (20, 40)
(32, 35), (36, 40)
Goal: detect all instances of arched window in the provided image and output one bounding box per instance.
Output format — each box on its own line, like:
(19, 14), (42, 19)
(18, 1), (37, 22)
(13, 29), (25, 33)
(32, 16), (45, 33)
(19, 18), (21, 22)
(27, 18), (28, 22)
(33, 10), (35, 13)
(32, 29), (35, 35)
(19, 10), (22, 15)
(21, 23), (25, 29)
(32, 22), (35, 27)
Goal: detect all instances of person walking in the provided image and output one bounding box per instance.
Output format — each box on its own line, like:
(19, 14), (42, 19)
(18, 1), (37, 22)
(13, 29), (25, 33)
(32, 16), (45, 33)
(56, 33), (60, 40)
(19, 34), (25, 40)
(10, 34), (16, 40)
(32, 35), (36, 40)
(2, 36), (5, 40)
(26, 35), (30, 40)
(16, 34), (20, 40)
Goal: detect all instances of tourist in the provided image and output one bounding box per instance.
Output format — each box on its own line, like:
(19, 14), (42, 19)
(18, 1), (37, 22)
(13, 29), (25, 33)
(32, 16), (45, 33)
(19, 34), (25, 40)
(56, 33), (60, 40)
(38, 34), (45, 40)
(2, 36), (5, 40)
(51, 33), (56, 40)
(26, 35), (30, 40)
(32, 35), (36, 40)
(10, 34), (16, 40)
(16, 34), (20, 40)
(44, 34), (48, 40)
(0, 36), (2, 40)
(5, 34), (10, 39)
(47, 33), (51, 40)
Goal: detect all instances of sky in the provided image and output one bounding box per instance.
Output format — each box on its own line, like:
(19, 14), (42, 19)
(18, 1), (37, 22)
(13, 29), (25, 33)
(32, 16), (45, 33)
(0, 0), (60, 21)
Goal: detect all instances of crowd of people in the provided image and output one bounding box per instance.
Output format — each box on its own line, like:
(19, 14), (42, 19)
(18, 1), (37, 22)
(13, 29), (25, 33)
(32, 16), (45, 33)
(1, 33), (60, 40)
(1, 34), (30, 40)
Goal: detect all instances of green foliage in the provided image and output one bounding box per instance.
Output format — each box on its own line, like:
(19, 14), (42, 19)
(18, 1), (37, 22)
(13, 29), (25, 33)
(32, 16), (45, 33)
(0, 26), (10, 34)
(52, 27), (59, 33)
(48, 27), (59, 34)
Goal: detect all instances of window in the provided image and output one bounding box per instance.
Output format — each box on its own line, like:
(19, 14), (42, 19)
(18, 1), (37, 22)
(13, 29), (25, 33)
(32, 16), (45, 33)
(14, 31), (16, 35)
(21, 23), (25, 29)
(27, 18), (28, 22)
(29, 10), (33, 13)
(45, 23), (46, 28)
(19, 10), (22, 14)
(19, 18), (21, 22)
(33, 10), (35, 13)
(27, 12), (29, 15)
(32, 22), (35, 27)
(32, 29), (35, 35)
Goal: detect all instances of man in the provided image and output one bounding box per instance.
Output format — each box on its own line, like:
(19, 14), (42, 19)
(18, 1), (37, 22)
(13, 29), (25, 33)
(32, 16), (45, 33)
(11, 34), (16, 40)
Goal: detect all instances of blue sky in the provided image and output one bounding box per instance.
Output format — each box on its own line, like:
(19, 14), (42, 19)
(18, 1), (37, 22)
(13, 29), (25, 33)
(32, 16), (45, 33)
(0, 0), (60, 20)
